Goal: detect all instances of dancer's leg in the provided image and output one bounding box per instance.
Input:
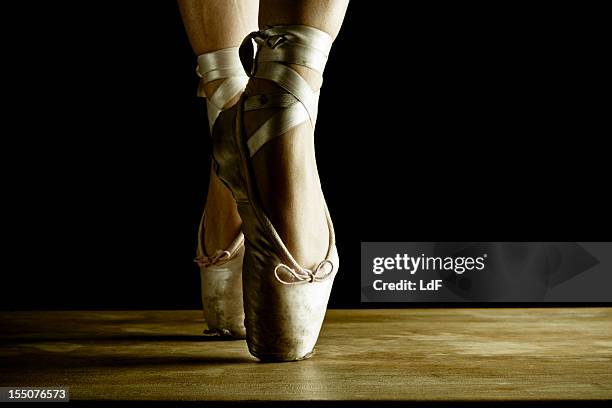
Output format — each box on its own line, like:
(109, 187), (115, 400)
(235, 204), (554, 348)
(178, 0), (258, 253)
(245, 0), (349, 268)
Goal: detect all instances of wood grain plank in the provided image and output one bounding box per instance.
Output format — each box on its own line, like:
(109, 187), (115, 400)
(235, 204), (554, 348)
(0, 309), (610, 401)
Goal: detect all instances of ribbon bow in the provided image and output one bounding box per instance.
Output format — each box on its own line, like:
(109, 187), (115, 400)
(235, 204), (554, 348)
(239, 28), (287, 77)
(274, 259), (335, 285)
(194, 249), (232, 268)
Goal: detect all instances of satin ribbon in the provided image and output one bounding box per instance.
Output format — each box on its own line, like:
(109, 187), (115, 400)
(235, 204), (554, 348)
(195, 249), (232, 268)
(239, 25), (331, 79)
(274, 259), (335, 285)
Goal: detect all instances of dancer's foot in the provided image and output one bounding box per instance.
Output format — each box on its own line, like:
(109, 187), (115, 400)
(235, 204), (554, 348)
(194, 47), (249, 339)
(196, 51), (248, 254)
(243, 71), (328, 269)
(211, 25), (339, 360)
(202, 164), (242, 256)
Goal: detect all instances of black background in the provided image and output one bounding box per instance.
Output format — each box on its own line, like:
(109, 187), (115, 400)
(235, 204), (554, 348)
(2, 2), (608, 310)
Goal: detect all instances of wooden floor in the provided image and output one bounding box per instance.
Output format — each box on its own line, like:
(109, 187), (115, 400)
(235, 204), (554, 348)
(0, 309), (611, 402)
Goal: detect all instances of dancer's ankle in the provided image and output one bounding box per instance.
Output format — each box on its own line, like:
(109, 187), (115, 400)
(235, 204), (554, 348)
(203, 79), (241, 109)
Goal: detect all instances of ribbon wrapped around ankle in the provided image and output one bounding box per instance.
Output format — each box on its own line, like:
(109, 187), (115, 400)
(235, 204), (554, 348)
(239, 25), (332, 79)
(195, 249), (232, 268)
(274, 259), (334, 285)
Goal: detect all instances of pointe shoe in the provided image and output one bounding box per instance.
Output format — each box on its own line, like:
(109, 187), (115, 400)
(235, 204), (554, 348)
(194, 47), (248, 338)
(195, 213), (246, 338)
(212, 25), (339, 361)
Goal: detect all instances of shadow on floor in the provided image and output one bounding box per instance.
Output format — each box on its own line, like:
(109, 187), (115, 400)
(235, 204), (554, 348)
(0, 332), (254, 371)
(0, 353), (254, 370)
(1, 334), (240, 343)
